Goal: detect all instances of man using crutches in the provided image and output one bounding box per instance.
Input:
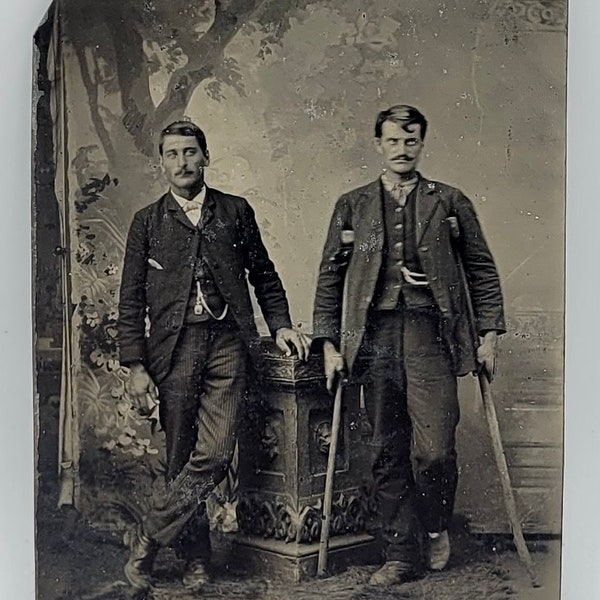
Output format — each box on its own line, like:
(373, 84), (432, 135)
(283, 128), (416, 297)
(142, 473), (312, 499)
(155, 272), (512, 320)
(312, 105), (505, 585)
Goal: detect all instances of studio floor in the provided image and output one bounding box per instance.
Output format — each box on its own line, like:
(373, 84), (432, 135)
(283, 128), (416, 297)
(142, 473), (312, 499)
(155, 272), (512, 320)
(36, 491), (560, 600)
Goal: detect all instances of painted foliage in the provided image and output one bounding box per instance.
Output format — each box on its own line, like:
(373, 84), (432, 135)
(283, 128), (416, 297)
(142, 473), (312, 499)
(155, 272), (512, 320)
(44, 0), (566, 530)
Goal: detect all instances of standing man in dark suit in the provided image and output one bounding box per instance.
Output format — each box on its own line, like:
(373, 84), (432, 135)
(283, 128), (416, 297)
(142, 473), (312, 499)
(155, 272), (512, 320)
(312, 105), (505, 585)
(118, 120), (310, 591)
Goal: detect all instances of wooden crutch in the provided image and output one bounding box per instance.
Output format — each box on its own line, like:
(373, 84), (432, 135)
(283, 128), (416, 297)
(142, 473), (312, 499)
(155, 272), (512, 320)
(317, 377), (345, 576)
(451, 227), (540, 587)
(317, 230), (355, 576)
(478, 371), (540, 587)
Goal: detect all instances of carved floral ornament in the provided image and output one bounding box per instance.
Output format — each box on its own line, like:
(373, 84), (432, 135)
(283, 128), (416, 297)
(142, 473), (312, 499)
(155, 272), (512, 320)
(492, 0), (567, 31)
(237, 492), (372, 544)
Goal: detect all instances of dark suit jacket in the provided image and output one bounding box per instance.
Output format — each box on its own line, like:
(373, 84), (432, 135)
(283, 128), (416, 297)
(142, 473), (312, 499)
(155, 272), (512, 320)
(118, 188), (292, 383)
(312, 175), (506, 376)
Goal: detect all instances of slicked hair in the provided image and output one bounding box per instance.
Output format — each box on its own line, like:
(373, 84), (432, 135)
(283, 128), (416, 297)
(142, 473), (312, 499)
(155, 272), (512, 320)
(375, 105), (428, 140)
(159, 121), (208, 156)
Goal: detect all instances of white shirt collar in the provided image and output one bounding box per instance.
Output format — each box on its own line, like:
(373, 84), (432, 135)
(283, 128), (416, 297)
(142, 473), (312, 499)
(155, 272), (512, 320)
(381, 171), (419, 193)
(171, 185), (206, 208)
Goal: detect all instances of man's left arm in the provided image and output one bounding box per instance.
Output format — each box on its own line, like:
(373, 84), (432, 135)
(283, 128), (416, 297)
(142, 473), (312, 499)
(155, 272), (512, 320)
(453, 192), (506, 378)
(240, 200), (311, 360)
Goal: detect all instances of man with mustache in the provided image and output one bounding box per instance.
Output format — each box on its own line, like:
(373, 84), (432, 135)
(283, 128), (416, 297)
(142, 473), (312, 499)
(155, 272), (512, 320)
(312, 105), (505, 584)
(118, 120), (310, 591)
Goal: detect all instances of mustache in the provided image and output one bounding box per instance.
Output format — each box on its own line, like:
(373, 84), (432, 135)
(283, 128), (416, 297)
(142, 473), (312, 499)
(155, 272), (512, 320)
(174, 166), (204, 177)
(391, 155), (412, 161)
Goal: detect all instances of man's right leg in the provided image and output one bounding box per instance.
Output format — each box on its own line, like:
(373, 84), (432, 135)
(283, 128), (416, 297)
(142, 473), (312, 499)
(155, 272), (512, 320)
(124, 324), (211, 589)
(142, 323), (247, 561)
(360, 311), (422, 584)
(158, 325), (212, 565)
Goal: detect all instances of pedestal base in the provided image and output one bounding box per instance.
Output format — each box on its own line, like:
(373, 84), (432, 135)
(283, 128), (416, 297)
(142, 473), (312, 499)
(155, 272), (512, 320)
(233, 533), (382, 582)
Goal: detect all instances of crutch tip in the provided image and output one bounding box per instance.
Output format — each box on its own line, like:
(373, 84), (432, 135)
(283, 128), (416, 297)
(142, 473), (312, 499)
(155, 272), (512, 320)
(529, 572), (541, 588)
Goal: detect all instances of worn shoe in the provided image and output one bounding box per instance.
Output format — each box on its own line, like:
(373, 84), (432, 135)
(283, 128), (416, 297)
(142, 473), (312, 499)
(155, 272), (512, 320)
(123, 524), (157, 589)
(368, 560), (419, 586)
(427, 530), (450, 570)
(182, 558), (211, 592)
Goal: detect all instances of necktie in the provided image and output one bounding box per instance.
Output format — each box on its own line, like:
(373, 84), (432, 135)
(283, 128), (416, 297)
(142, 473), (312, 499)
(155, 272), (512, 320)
(183, 200), (202, 226)
(382, 174), (417, 206)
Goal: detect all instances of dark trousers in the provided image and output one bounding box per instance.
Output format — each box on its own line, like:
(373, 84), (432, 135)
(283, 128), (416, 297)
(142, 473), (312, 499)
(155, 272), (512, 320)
(143, 320), (248, 557)
(357, 308), (459, 563)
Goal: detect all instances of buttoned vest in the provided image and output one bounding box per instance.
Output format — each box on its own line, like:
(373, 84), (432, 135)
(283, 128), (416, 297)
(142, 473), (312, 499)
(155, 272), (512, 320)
(184, 227), (228, 323)
(372, 185), (436, 310)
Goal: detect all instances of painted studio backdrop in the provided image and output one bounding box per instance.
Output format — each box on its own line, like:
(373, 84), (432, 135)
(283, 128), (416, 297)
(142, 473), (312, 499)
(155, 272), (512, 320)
(34, 0), (565, 536)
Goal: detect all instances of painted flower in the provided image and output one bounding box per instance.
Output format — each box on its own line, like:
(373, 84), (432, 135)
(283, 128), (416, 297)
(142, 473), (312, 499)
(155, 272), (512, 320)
(105, 263), (119, 276)
(90, 348), (107, 366)
(101, 439), (117, 451)
(106, 357), (120, 372)
(85, 311), (100, 328)
(118, 433), (133, 447)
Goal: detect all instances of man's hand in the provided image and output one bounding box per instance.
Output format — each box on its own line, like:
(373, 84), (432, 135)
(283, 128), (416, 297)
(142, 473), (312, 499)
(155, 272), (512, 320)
(477, 331), (498, 382)
(323, 340), (346, 394)
(126, 363), (159, 414)
(275, 327), (312, 361)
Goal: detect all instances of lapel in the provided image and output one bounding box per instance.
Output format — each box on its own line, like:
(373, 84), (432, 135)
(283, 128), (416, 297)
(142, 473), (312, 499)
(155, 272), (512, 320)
(165, 188), (216, 231)
(166, 191), (197, 231)
(414, 175), (441, 244)
(356, 179), (384, 252)
(200, 187), (216, 230)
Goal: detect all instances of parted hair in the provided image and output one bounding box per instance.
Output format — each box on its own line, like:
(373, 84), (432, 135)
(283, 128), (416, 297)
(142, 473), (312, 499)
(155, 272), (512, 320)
(159, 120), (208, 156)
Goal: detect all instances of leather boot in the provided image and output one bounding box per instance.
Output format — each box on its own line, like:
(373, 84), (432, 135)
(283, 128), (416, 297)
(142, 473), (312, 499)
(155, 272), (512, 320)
(123, 524), (157, 590)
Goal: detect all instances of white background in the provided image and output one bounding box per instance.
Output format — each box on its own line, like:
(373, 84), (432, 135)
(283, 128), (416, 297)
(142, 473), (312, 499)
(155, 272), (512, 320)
(0, 0), (596, 598)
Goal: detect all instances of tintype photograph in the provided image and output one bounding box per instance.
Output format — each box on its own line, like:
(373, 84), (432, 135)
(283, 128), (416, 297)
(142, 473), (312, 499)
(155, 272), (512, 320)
(32, 1), (566, 598)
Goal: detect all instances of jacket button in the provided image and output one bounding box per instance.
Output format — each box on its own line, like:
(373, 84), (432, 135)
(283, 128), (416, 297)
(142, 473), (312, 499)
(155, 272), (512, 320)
(420, 246), (429, 252)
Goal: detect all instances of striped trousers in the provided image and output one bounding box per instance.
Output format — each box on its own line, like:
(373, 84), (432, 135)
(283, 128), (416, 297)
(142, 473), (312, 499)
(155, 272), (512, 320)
(143, 320), (248, 554)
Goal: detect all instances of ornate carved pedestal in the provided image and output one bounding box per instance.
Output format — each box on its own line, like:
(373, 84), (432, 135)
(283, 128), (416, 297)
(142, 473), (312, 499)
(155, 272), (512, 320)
(234, 340), (381, 581)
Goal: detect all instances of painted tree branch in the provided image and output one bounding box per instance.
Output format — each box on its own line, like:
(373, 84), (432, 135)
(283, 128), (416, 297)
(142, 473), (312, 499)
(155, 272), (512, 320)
(110, 3), (157, 156)
(73, 44), (118, 165)
(111, 7), (154, 116)
(70, 0), (298, 159)
(130, 0), (272, 153)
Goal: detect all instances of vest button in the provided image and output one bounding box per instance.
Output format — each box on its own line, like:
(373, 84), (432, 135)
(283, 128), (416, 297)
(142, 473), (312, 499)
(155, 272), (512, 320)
(395, 207), (403, 213)
(420, 246), (429, 252)
(394, 241), (403, 249)
(394, 223), (403, 230)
